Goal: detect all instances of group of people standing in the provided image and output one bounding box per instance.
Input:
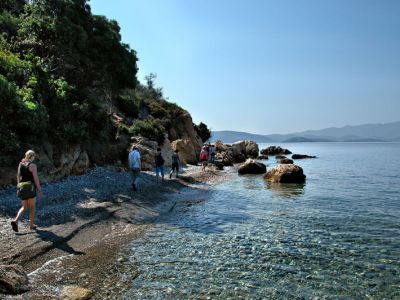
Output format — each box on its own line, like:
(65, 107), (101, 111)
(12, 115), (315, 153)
(199, 143), (216, 171)
(128, 146), (181, 191)
(128, 142), (217, 190)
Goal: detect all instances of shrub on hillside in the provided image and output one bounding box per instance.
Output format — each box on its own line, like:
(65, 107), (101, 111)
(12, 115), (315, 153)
(130, 119), (165, 145)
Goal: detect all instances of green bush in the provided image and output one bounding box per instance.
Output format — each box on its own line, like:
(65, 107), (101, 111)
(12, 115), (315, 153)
(116, 89), (142, 118)
(194, 122), (211, 143)
(130, 119), (165, 145)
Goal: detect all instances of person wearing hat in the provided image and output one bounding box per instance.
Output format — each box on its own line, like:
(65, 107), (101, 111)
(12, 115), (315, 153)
(128, 145), (141, 191)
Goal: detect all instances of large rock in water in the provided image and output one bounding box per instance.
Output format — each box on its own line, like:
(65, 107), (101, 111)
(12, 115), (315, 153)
(279, 158), (294, 164)
(263, 164), (306, 183)
(232, 140), (259, 159)
(244, 141), (259, 158)
(257, 155), (269, 160)
(238, 159), (266, 175)
(260, 146), (292, 156)
(292, 154), (316, 159)
(216, 140), (260, 165)
(0, 264), (29, 294)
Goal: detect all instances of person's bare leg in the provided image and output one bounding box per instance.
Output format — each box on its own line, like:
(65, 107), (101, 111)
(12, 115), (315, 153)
(14, 200), (28, 223)
(28, 198), (37, 229)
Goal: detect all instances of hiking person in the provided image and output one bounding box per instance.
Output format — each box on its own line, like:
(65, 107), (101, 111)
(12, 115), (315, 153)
(169, 149), (180, 179)
(210, 144), (216, 164)
(128, 145), (141, 191)
(199, 146), (209, 171)
(11, 150), (43, 232)
(155, 147), (165, 182)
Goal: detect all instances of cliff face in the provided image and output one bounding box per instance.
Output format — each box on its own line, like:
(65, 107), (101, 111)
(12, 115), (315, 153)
(0, 104), (203, 186)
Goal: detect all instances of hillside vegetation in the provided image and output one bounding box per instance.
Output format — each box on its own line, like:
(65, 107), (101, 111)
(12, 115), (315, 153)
(0, 0), (209, 166)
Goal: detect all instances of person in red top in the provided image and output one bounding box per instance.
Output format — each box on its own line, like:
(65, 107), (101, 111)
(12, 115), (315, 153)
(11, 150), (43, 232)
(199, 146), (209, 171)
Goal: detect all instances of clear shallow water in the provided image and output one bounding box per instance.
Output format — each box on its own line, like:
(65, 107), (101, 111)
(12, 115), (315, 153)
(115, 143), (400, 299)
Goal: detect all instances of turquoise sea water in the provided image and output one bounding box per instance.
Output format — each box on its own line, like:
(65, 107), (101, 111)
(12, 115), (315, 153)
(116, 143), (400, 299)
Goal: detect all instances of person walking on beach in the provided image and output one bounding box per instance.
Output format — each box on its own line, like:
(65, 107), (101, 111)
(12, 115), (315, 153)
(169, 149), (180, 179)
(128, 145), (141, 191)
(155, 147), (165, 182)
(11, 150), (43, 232)
(199, 146), (209, 171)
(209, 144), (216, 164)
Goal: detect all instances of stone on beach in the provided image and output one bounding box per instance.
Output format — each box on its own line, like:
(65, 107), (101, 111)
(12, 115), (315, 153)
(238, 159), (267, 175)
(60, 285), (93, 300)
(0, 264), (29, 295)
(263, 164), (306, 183)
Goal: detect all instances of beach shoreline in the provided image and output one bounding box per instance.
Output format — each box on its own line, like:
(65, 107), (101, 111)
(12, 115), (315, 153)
(0, 164), (230, 299)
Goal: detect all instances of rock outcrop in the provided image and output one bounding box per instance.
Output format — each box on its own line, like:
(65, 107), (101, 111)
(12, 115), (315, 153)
(171, 139), (198, 165)
(260, 146), (292, 156)
(263, 164), (306, 183)
(216, 140), (260, 165)
(0, 264), (29, 295)
(167, 111), (203, 161)
(238, 159), (266, 175)
(292, 154), (317, 159)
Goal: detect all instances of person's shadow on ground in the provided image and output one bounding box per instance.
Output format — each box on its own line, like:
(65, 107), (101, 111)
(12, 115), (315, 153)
(35, 229), (85, 256)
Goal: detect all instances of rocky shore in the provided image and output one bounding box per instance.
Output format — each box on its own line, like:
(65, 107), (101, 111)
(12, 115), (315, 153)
(0, 165), (228, 299)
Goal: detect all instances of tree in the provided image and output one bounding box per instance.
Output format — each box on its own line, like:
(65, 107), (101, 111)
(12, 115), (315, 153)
(195, 122), (211, 143)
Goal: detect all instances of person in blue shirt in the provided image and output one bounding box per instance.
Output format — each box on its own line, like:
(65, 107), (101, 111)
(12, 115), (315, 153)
(128, 146), (141, 191)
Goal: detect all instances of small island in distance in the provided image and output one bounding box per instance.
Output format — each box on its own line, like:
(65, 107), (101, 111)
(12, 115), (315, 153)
(212, 121), (400, 143)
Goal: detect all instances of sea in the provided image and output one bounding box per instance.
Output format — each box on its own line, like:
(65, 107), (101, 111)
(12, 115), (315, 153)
(111, 143), (400, 299)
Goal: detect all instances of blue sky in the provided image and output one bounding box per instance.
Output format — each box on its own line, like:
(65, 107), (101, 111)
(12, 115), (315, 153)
(90, 0), (400, 134)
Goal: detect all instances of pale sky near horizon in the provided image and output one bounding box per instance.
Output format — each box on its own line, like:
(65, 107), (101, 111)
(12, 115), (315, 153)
(90, 0), (400, 134)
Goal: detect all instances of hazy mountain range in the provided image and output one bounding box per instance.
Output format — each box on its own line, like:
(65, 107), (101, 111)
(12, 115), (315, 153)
(212, 121), (400, 143)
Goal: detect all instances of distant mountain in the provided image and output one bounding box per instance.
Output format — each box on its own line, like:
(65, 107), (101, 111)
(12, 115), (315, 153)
(292, 121), (400, 141)
(211, 131), (272, 143)
(342, 138), (386, 143)
(282, 137), (335, 143)
(212, 121), (400, 143)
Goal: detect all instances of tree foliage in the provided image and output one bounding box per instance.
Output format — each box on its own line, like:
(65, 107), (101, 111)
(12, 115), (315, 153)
(195, 122), (211, 143)
(0, 0), (209, 165)
(0, 0), (138, 165)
